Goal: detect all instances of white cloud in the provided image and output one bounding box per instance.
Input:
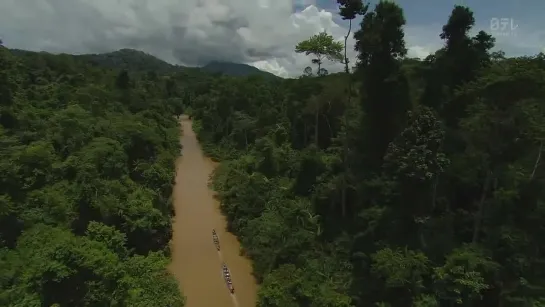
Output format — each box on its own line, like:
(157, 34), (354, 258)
(0, 0), (447, 77)
(252, 59), (290, 77)
(407, 46), (431, 59)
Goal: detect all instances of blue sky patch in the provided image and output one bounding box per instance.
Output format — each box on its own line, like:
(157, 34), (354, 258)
(294, 0), (544, 56)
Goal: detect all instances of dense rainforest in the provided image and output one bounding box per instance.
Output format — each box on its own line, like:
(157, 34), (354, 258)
(1, 2), (545, 307)
(0, 45), (189, 305)
(189, 3), (545, 307)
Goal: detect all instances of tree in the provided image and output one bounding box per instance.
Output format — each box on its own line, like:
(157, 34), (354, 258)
(295, 31), (343, 76)
(354, 0), (411, 166)
(337, 0), (368, 73)
(303, 66), (313, 77)
(295, 33), (343, 147)
(116, 69), (130, 89)
(336, 0), (368, 216)
(421, 5), (495, 124)
(383, 106), (449, 250)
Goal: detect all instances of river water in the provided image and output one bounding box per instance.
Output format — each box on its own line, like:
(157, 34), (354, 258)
(169, 115), (257, 307)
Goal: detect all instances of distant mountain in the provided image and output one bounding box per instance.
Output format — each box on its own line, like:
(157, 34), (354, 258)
(80, 49), (279, 78)
(76, 49), (183, 73)
(202, 61), (279, 79)
(7, 48), (280, 78)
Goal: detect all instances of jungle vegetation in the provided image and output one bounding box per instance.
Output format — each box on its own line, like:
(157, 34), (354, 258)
(0, 44), (188, 306)
(1, 1), (545, 307)
(189, 2), (545, 307)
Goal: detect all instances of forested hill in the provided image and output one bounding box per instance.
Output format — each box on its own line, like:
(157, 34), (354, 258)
(9, 48), (277, 77)
(76, 48), (184, 73)
(202, 61), (279, 79)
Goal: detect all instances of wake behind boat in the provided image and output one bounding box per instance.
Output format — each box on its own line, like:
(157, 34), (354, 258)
(212, 229), (220, 251)
(222, 263), (235, 294)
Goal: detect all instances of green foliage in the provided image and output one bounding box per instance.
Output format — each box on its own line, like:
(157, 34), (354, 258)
(295, 31), (343, 62)
(3, 1), (545, 306)
(371, 247), (430, 289)
(433, 245), (498, 305)
(296, 31), (344, 76)
(187, 2), (545, 307)
(0, 46), (184, 305)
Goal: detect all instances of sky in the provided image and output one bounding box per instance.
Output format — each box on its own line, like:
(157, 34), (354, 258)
(1, 0), (543, 77)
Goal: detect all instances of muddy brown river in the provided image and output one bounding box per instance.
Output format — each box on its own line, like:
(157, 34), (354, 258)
(169, 115), (258, 307)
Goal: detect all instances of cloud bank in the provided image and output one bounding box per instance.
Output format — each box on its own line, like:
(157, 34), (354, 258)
(1, 0), (541, 77)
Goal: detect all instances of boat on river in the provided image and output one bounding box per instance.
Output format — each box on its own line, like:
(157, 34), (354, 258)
(222, 263), (235, 294)
(212, 229), (220, 251)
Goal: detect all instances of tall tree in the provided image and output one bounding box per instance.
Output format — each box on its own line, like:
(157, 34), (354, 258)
(295, 32), (343, 147)
(336, 0), (369, 217)
(354, 0), (411, 167)
(337, 0), (368, 74)
(328, 0), (369, 217)
(295, 31), (343, 76)
(421, 5), (495, 125)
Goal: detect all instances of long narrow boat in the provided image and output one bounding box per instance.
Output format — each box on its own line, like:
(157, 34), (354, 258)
(212, 229), (220, 251)
(222, 263), (235, 294)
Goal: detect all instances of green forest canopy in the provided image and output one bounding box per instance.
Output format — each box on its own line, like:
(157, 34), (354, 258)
(1, 2), (545, 307)
(0, 39), (192, 306)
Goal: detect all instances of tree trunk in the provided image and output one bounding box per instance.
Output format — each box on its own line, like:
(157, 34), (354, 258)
(340, 19), (353, 218)
(472, 171), (492, 244)
(244, 130), (248, 148)
(315, 107), (319, 147)
(431, 174), (439, 210)
(530, 141), (543, 180)
(303, 122), (308, 146)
